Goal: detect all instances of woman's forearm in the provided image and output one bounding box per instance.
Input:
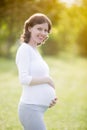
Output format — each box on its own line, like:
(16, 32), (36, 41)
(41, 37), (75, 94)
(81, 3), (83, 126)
(29, 77), (48, 86)
(29, 76), (55, 88)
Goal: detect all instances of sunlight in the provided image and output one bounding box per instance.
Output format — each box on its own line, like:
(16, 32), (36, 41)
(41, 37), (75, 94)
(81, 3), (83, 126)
(59, 0), (75, 6)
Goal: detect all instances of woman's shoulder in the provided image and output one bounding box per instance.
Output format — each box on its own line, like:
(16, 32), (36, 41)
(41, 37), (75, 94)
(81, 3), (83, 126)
(16, 42), (32, 62)
(17, 42), (32, 53)
(19, 42), (31, 49)
(16, 42), (33, 58)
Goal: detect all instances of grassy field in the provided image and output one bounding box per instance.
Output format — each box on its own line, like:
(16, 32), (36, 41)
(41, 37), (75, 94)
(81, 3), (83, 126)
(0, 56), (87, 130)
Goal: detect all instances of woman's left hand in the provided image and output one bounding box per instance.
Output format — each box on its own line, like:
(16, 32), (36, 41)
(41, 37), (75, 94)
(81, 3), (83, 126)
(49, 98), (58, 108)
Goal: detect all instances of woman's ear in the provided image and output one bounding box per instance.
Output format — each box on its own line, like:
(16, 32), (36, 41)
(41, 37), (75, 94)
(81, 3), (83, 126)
(28, 27), (31, 32)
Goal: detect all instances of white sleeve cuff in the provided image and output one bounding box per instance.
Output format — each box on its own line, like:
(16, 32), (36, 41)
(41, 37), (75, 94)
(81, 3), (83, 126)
(19, 75), (32, 86)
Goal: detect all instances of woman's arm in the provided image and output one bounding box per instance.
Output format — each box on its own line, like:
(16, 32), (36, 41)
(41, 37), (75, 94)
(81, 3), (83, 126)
(16, 46), (55, 88)
(29, 76), (55, 89)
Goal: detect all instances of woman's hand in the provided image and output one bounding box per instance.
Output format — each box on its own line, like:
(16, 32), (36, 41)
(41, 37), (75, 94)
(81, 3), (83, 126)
(29, 76), (55, 88)
(46, 76), (55, 89)
(49, 98), (58, 108)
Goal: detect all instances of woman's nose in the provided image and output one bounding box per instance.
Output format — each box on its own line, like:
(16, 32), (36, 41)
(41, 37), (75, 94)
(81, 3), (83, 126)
(41, 30), (45, 35)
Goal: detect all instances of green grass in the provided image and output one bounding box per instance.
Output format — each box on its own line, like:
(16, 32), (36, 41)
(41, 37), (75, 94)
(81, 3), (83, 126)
(0, 56), (87, 130)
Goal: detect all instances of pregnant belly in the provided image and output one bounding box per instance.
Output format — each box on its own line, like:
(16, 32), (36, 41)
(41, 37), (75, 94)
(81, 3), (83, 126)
(22, 84), (56, 106)
(32, 84), (56, 106)
(43, 84), (55, 98)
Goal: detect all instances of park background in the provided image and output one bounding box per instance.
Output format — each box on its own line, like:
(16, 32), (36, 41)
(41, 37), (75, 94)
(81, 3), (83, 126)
(0, 0), (87, 130)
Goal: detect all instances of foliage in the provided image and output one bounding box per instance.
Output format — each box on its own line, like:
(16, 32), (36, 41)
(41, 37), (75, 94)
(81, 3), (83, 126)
(41, 36), (59, 56)
(76, 0), (87, 57)
(76, 25), (87, 56)
(0, 0), (87, 57)
(56, 5), (83, 52)
(54, 0), (87, 57)
(0, 0), (63, 57)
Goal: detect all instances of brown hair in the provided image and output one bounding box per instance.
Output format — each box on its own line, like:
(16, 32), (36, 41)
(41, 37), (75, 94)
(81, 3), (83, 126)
(20, 13), (52, 44)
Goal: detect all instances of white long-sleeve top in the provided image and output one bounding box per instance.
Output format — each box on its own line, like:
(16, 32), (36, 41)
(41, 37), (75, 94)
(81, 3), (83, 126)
(16, 42), (56, 106)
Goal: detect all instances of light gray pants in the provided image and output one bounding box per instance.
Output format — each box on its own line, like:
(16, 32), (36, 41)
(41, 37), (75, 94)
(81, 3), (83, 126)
(18, 103), (48, 130)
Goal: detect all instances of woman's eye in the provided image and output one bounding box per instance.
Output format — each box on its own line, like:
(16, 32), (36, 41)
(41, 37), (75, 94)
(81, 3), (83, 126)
(37, 28), (48, 33)
(45, 29), (48, 32)
(37, 28), (42, 31)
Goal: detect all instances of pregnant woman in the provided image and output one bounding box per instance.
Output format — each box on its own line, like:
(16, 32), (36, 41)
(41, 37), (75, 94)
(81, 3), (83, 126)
(16, 13), (57, 130)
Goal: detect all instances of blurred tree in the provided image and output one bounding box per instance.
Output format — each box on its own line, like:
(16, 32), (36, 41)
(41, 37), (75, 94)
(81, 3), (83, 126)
(55, 1), (87, 56)
(56, 5), (81, 51)
(76, 0), (87, 57)
(0, 0), (35, 57)
(34, 0), (63, 24)
(82, 0), (87, 6)
(0, 0), (63, 57)
(41, 35), (59, 56)
(77, 25), (87, 56)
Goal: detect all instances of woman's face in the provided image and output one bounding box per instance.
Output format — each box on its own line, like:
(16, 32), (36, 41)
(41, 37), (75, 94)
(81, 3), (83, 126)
(29, 23), (49, 44)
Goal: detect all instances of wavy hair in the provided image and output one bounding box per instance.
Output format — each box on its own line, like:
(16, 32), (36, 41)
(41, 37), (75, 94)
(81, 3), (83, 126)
(20, 13), (52, 45)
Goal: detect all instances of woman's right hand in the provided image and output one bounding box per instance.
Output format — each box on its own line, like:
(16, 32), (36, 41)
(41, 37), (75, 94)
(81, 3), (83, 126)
(49, 97), (58, 108)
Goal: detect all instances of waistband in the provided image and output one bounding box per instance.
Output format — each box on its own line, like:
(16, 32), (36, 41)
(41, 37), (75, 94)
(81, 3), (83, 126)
(18, 102), (48, 112)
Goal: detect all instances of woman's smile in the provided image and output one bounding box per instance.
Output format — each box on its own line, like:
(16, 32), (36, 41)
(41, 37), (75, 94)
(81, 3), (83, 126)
(29, 23), (48, 45)
(37, 35), (45, 41)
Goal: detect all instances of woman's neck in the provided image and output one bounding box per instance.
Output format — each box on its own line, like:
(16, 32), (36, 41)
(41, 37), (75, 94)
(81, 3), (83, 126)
(28, 39), (37, 49)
